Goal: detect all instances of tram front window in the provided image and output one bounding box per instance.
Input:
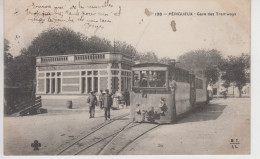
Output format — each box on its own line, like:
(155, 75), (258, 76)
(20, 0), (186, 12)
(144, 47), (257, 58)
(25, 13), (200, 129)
(133, 70), (166, 88)
(149, 71), (166, 87)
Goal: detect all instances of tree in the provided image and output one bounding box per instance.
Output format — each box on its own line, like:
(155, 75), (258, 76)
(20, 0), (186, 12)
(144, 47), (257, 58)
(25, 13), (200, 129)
(220, 53), (250, 97)
(4, 39), (13, 66)
(204, 66), (220, 85)
(27, 27), (86, 57)
(135, 52), (159, 63)
(114, 41), (137, 57)
(4, 39), (15, 87)
(177, 49), (224, 85)
(159, 57), (171, 64)
(83, 36), (113, 53)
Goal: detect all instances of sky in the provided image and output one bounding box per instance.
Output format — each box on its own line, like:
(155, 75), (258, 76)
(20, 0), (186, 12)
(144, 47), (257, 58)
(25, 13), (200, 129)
(4, 0), (250, 59)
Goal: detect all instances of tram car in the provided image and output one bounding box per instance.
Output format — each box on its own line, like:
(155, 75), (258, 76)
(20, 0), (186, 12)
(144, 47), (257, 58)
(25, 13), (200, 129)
(130, 62), (208, 124)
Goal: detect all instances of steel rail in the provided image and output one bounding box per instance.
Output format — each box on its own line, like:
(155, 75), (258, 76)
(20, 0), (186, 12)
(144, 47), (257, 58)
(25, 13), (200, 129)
(57, 113), (129, 155)
(96, 122), (142, 155)
(116, 124), (160, 155)
(74, 120), (134, 155)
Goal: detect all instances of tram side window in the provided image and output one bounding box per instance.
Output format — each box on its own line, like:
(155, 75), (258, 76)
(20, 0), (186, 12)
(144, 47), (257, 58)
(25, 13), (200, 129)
(133, 71), (140, 87)
(140, 71), (148, 87)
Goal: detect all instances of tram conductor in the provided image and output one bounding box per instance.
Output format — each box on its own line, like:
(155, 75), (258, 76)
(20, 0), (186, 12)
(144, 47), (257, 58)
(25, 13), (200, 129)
(87, 91), (97, 118)
(103, 89), (113, 120)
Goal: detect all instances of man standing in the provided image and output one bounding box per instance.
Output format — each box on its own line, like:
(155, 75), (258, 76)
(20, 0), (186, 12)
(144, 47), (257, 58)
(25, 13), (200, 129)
(99, 90), (104, 109)
(103, 89), (112, 120)
(87, 91), (97, 118)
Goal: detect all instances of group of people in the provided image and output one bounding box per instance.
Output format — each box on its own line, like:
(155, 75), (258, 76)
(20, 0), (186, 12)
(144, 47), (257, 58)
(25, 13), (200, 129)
(87, 89), (113, 120)
(87, 89), (130, 120)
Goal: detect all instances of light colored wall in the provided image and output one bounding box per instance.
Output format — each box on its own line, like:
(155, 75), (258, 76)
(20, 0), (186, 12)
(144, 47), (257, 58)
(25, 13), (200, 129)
(175, 82), (191, 115)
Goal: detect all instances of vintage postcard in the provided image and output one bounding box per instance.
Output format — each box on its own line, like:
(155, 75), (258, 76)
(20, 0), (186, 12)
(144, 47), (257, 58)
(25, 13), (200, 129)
(3, 0), (251, 156)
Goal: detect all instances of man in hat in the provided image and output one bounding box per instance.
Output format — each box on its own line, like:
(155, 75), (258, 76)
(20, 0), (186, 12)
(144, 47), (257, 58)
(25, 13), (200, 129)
(87, 91), (97, 118)
(103, 89), (113, 120)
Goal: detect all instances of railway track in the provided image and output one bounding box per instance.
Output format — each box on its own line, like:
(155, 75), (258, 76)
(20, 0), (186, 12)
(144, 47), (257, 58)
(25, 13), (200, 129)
(55, 113), (130, 155)
(98, 122), (160, 155)
(55, 113), (160, 155)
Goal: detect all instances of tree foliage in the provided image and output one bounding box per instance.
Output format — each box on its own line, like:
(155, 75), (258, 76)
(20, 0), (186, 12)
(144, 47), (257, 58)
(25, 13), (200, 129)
(159, 57), (171, 64)
(84, 36), (113, 53)
(115, 41), (137, 57)
(4, 39), (15, 87)
(134, 52), (158, 63)
(177, 49), (224, 85)
(220, 53), (250, 97)
(4, 39), (13, 66)
(27, 27), (86, 57)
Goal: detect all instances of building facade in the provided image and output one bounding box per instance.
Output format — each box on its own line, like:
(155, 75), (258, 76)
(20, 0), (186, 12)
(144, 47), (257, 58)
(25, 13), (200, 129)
(210, 80), (250, 97)
(36, 52), (133, 105)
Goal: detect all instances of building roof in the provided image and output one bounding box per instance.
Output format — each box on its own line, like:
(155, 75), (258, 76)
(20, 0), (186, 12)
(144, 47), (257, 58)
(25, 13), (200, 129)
(133, 62), (169, 68)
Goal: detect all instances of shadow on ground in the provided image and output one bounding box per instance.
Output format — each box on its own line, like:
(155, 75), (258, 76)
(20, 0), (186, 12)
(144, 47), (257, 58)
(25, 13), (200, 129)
(176, 102), (227, 124)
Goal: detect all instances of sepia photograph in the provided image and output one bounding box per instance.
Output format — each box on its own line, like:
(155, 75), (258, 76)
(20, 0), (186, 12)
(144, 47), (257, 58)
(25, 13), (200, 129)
(2, 0), (253, 157)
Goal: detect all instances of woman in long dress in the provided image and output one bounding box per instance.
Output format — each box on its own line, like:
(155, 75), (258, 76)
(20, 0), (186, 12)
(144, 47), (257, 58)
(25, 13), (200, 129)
(112, 91), (121, 109)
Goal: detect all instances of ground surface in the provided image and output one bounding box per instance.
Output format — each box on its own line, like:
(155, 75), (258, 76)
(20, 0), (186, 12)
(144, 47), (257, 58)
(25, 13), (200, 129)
(4, 98), (250, 155)
(4, 107), (129, 155)
(121, 98), (250, 155)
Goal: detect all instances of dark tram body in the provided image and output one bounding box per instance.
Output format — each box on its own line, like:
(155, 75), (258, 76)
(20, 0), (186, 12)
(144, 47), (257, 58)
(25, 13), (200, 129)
(130, 63), (208, 124)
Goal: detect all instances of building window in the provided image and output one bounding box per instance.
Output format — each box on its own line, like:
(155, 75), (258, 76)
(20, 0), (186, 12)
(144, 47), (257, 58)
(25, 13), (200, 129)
(51, 72), (55, 77)
(81, 71), (86, 75)
(112, 63), (119, 68)
(81, 77), (86, 93)
(46, 78), (50, 93)
(51, 78), (55, 93)
(87, 77), (92, 93)
(111, 71), (118, 75)
(87, 71), (92, 75)
(57, 78), (61, 93)
(57, 72), (61, 76)
(94, 71), (98, 75)
(94, 77), (98, 93)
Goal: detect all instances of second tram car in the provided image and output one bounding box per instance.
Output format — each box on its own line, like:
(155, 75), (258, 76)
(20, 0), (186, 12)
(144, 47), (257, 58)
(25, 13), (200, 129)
(130, 62), (208, 124)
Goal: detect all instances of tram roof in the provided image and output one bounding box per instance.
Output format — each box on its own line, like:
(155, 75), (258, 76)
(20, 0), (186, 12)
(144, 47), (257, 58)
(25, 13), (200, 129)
(133, 63), (169, 68)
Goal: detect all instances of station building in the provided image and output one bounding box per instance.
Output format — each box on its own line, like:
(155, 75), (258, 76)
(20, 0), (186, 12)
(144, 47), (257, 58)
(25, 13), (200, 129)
(35, 52), (133, 108)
